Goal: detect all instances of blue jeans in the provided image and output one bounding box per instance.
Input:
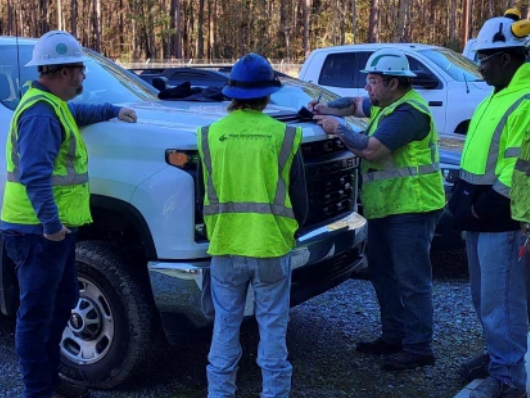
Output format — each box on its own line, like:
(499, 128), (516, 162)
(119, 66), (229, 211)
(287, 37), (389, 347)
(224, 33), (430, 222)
(466, 230), (527, 389)
(366, 210), (442, 354)
(2, 231), (78, 398)
(207, 254), (292, 398)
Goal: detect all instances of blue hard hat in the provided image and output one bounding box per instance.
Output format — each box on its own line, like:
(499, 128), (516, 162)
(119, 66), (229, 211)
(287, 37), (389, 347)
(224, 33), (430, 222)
(222, 53), (282, 99)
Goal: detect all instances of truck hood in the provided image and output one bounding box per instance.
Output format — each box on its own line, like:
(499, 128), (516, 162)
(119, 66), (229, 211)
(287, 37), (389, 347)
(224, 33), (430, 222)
(81, 99), (335, 151)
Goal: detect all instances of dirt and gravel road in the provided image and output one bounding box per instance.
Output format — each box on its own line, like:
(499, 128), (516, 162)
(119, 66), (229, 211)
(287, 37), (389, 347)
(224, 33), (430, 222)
(0, 248), (482, 398)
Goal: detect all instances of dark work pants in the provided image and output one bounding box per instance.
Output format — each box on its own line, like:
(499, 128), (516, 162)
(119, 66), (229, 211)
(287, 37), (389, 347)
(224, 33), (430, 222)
(2, 232), (78, 398)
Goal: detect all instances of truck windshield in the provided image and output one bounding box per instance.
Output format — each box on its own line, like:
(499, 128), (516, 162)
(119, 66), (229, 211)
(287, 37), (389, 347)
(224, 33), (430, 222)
(0, 44), (158, 111)
(419, 48), (483, 82)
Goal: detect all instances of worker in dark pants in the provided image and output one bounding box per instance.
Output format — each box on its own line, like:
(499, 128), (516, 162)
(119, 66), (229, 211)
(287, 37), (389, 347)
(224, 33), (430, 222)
(1, 30), (137, 398)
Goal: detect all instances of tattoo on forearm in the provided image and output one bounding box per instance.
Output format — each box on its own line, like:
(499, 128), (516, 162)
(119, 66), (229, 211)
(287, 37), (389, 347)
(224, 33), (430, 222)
(336, 124), (369, 151)
(328, 97), (355, 110)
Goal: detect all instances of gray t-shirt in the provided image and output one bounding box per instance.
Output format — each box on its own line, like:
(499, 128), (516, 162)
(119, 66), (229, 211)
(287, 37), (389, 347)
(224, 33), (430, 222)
(362, 97), (430, 151)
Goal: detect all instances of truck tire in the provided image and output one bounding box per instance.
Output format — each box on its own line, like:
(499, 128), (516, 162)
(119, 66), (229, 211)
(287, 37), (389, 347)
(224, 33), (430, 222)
(59, 241), (161, 389)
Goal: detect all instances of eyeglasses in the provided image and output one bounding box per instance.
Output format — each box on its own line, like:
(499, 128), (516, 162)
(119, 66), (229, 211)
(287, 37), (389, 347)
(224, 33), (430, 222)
(477, 52), (504, 67)
(365, 77), (391, 86)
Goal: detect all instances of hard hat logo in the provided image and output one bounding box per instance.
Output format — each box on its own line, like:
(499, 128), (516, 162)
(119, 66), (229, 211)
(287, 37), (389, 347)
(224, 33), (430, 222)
(56, 43), (68, 55)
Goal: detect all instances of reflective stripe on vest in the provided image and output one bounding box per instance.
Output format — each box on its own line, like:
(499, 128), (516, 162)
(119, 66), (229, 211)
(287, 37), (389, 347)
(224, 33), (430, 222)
(515, 158), (530, 175)
(6, 94), (88, 186)
(200, 125), (297, 218)
(364, 163), (440, 182)
(460, 93), (530, 186)
(362, 99), (439, 182)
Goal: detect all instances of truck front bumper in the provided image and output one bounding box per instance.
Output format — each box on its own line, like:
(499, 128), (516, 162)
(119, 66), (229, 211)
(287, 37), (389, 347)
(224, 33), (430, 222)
(148, 211), (367, 342)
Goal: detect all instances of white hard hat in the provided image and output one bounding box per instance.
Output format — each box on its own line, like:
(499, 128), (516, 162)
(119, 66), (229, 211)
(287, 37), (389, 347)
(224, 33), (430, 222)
(476, 17), (528, 51)
(25, 30), (85, 67)
(361, 49), (416, 77)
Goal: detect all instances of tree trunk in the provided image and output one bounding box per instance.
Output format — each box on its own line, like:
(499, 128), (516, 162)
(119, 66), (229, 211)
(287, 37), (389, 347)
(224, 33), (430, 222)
(197, 0), (204, 59)
(462, 0), (469, 48)
(7, 0), (13, 35)
(449, 0), (457, 45)
(352, 0), (356, 43)
(70, 0), (78, 37)
(368, 0), (379, 42)
(209, 0), (215, 60)
(57, 0), (62, 30)
(91, 0), (101, 52)
(303, 0), (310, 56)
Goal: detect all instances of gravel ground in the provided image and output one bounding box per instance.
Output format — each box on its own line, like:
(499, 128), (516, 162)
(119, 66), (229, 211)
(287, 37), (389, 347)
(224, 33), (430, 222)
(0, 249), (484, 398)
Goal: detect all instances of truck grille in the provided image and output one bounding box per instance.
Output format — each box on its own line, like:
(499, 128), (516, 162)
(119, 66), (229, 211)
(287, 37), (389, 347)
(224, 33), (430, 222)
(301, 137), (359, 230)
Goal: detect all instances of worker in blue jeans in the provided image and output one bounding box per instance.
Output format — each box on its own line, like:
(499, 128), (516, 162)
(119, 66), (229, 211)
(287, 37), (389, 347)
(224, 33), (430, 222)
(197, 53), (308, 398)
(1, 30), (137, 398)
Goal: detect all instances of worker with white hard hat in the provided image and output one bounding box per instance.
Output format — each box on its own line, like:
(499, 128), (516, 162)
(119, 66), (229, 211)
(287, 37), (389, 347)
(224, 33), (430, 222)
(449, 11), (530, 398)
(1, 30), (137, 398)
(308, 47), (445, 371)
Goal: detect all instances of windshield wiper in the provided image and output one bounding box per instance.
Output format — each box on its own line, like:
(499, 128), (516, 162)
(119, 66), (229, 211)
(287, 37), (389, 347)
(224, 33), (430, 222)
(463, 73), (470, 94)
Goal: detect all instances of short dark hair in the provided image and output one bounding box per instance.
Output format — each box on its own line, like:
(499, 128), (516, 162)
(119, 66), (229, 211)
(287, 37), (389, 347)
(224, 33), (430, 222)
(227, 96), (270, 112)
(383, 76), (413, 91)
(38, 63), (84, 77)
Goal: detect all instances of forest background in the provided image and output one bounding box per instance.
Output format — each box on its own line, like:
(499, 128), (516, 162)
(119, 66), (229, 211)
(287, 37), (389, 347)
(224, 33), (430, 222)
(0, 0), (528, 64)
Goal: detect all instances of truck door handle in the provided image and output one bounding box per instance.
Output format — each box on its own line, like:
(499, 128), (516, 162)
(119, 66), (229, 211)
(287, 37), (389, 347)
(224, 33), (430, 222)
(428, 101), (443, 106)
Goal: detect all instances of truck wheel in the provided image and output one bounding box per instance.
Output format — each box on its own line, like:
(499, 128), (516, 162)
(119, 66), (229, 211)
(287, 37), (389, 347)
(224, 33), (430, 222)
(59, 241), (161, 389)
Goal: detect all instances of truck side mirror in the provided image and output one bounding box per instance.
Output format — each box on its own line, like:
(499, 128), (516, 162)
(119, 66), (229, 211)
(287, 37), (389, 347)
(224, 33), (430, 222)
(152, 76), (170, 91)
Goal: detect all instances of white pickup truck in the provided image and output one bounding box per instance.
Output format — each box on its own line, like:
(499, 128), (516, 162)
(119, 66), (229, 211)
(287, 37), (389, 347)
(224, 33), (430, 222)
(0, 37), (368, 389)
(298, 43), (490, 135)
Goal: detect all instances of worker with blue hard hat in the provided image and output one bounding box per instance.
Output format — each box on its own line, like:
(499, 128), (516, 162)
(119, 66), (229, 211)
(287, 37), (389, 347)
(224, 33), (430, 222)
(197, 53), (308, 398)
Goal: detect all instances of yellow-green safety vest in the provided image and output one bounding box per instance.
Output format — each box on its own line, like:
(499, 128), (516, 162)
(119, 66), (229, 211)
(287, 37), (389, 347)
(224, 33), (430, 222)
(197, 110), (302, 258)
(1, 86), (92, 227)
(461, 63), (530, 204)
(361, 90), (445, 219)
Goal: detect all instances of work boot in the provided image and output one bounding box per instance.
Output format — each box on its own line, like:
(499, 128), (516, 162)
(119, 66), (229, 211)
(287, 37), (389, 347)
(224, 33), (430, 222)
(470, 376), (526, 398)
(52, 380), (90, 398)
(355, 337), (402, 355)
(381, 350), (436, 371)
(460, 353), (490, 381)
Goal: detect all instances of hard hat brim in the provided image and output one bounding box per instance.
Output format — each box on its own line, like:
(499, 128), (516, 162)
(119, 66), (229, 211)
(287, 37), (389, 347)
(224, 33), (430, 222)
(24, 55), (86, 67)
(475, 42), (527, 51)
(360, 69), (417, 78)
(222, 85), (281, 100)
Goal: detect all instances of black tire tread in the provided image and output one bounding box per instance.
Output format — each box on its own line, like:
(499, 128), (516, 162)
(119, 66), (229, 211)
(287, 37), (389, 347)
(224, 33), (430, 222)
(61, 240), (160, 389)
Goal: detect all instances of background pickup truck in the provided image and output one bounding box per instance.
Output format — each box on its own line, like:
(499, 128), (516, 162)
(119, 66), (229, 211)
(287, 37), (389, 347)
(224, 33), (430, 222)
(298, 43), (491, 136)
(0, 37), (368, 389)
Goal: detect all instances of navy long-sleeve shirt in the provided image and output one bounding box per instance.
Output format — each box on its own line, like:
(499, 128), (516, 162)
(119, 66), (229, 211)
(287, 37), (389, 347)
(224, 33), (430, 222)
(1, 82), (121, 235)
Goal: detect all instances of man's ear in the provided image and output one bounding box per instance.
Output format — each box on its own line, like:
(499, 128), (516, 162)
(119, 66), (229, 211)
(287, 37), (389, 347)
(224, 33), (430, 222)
(390, 78), (399, 91)
(501, 52), (512, 67)
(59, 67), (69, 79)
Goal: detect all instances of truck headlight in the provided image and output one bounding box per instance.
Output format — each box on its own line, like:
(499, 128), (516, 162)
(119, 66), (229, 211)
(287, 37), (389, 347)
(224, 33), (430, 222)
(165, 149), (199, 171)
